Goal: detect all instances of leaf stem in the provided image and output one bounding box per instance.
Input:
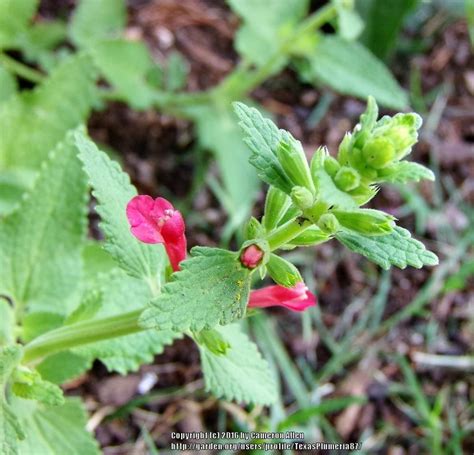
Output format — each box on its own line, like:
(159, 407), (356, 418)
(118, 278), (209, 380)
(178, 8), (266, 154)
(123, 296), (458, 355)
(0, 53), (45, 84)
(22, 308), (146, 365)
(266, 217), (312, 251)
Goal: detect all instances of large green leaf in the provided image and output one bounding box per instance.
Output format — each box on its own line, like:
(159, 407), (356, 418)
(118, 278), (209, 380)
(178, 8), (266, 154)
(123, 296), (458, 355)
(0, 134), (87, 316)
(75, 270), (179, 374)
(357, 0), (420, 59)
(75, 132), (165, 282)
(70, 0), (126, 48)
(140, 247), (252, 332)
(299, 35), (408, 109)
(13, 397), (100, 455)
(199, 324), (277, 405)
(0, 54), (97, 170)
(336, 226), (438, 270)
(227, 0), (308, 66)
(0, 67), (17, 103)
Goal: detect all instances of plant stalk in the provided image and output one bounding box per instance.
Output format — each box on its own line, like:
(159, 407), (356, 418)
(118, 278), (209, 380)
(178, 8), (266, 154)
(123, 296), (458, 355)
(0, 53), (45, 84)
(22, 308), (146, 365)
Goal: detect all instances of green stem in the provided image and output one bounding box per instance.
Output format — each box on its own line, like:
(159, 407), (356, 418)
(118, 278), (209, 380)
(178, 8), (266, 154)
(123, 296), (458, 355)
(0, 53), (44, 84)
(22, 308), (145, 365)
(266, 217), (312, 251)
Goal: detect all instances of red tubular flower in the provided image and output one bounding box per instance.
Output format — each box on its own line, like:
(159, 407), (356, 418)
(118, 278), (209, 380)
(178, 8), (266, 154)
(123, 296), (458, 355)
(248, 282), (316, 312)
(126, 195), (187, 272)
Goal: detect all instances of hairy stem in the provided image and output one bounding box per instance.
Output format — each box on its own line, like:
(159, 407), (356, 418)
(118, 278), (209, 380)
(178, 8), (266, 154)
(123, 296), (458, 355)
(266, 217), (312, 251)
(22, 308), (146, 365)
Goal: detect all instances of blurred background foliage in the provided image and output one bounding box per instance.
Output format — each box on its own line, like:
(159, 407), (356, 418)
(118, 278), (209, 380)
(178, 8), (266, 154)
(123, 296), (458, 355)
(0, 0), (473, 453)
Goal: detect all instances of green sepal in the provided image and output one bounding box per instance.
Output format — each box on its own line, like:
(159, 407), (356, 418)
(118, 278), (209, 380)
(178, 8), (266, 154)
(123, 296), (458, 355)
(376, 161), (435, 184)
(334, 166), (361, 191)
(317, 213), (340, 234)
(194, 329), (230, 356)
(276, 138), (314, 192)
(266, 254), (302, 287)
(323, 155), (341, 177)
(263, 186), (292, 231)
(244, 216), (264, 240)
(348, 184), (379, 205)
(332, 209), (395, 236)
(287, 226), (332, 247)
(362, 136), (395, 169)
(291, 185), (314, 210)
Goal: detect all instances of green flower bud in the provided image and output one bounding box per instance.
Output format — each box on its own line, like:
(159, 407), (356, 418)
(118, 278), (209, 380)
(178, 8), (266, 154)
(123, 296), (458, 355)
(362, 137), (395, 169)
(291, 186), (314, 210)
(332, 209), (395, 236)
(276, 138), (314, 192)
(263, 187), (292, 231)
(195, 329), (230, 355)
(245, 217), (264, 240)
(317, 213), (340, 234)
(334, 166), (361, 191)
(337, 133), (352, 165)
(324, 155), (341, 177)
(267, 253), (302, 287)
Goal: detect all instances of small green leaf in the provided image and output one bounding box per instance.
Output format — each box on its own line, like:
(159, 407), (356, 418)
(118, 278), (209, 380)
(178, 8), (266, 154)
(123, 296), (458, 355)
(199, 324), (277, 405)
(13, 397), (100, 454)
(0, 134), (87, 316)
(91, 39), (157, 110)
(233, 102), (294, 194)
(70, 0), (126, 47)
(332, 208), (395, 236)
(165, 51), (188, 92)
(75, 131), (166, 281)
(298, 35), (408, 109)
(377, 161), (435, 183)
(12, 369), (64, 406)
(140, 247), (252, 332)
(336, 226), (439, 269)
(334, 0), (364, 40)
(228, 0), (308, 66)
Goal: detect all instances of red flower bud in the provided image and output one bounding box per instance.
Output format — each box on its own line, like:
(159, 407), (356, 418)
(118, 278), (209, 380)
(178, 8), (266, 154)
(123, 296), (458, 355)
(248, 282), (316, 312)
(126, 195), (187, 272)
(240, 244), (264, 269)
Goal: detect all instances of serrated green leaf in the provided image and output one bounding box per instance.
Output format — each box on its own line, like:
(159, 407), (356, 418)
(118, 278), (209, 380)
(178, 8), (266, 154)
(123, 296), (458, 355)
(357, 0), (420, 59)
(91, 39), (157, 110)
(228, 0), (308, 66)
(70, 0), (126, 48)
(0, 134), (87, 316)
(233, 102), (294, 194)
(35, 352), (91, 385)
(75, 270), (179, 374)
(0, 0), (38, 49)
(75, 132), (166, 281)
(12, 369), (64, 406)
(336, 226), (439, 269)
(199, 324), (277, 405)
(298, 35), (408, 109)
(13, 396), (100, 455)
(0, 54), (97, 170)
(193, 105), (260, 226)
(377, 161), (435, 183)
(140, 247), (252, 332)
(0, 67), (17, 103)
